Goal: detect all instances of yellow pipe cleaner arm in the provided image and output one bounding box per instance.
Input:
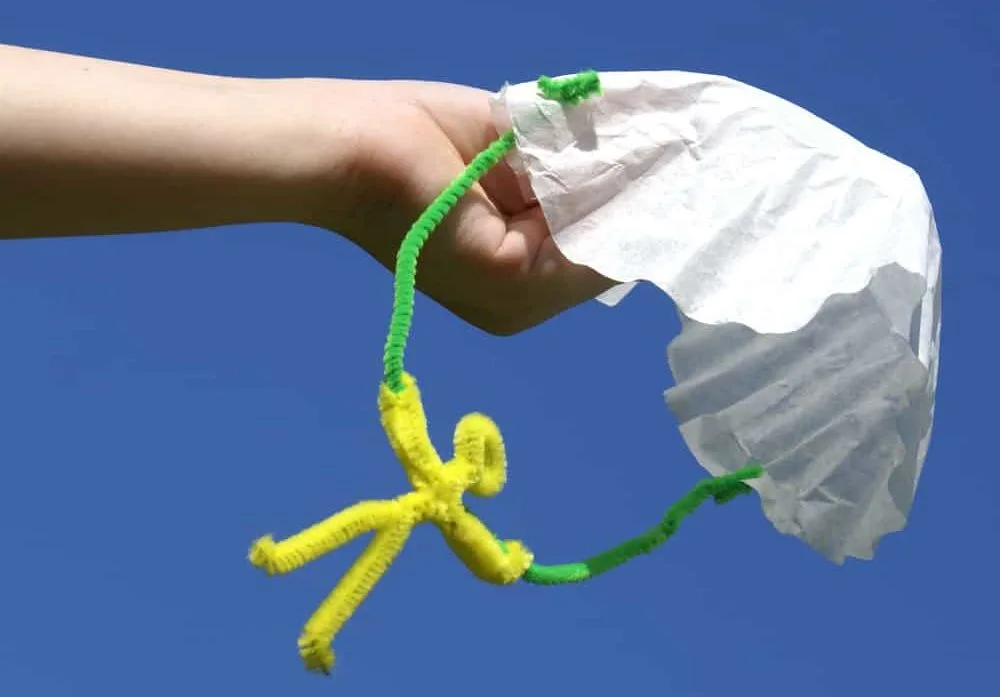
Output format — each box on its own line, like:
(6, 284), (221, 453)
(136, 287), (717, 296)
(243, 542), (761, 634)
(248, 371), (531, 675)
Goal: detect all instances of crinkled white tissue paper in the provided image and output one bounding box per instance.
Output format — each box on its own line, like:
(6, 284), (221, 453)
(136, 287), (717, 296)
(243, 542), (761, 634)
(492, 71), (941, 563)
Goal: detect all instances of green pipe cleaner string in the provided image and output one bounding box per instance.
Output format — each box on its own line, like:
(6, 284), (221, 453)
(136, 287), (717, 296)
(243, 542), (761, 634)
(381, 129), (517, 393)
(515, 464), (762, 585)
(380, 69), (763, 585)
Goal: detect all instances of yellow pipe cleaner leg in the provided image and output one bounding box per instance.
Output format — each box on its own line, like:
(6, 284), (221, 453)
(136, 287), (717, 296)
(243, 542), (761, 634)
(297, 518), (412, 674)
(248, 500), (396, 575)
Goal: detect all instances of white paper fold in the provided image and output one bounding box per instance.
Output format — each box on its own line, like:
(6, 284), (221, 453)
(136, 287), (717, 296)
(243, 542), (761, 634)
(492, 71), (941, 563)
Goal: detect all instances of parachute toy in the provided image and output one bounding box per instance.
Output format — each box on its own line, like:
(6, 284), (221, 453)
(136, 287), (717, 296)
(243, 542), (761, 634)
(248, 70), (941, 676)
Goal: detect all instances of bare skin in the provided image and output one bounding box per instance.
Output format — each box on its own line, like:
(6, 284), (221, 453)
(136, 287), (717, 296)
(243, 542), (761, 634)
(0, 44), (612, 335)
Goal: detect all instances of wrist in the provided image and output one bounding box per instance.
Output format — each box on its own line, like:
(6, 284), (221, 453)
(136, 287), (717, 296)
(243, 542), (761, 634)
(206, 76), (364, 230)
(273, 77), (383, 234)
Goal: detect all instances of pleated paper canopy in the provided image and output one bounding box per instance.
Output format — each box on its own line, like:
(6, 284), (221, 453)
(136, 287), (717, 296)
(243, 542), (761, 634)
(492, 71), (941, 563)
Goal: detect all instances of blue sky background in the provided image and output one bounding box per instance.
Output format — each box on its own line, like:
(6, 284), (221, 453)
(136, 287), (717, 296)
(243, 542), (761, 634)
(1, 1), (997, 695)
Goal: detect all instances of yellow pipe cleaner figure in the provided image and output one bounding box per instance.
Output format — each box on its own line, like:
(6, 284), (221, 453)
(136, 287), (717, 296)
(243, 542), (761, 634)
(248, 373), (532, 674)
(248, 70), (763, 677)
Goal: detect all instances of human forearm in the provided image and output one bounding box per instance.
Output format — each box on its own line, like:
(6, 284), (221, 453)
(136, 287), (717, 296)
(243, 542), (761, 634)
(0, 44), (354, 239)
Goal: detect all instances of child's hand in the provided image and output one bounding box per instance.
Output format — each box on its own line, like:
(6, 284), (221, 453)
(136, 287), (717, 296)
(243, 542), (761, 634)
(300, 78), (613, 336)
